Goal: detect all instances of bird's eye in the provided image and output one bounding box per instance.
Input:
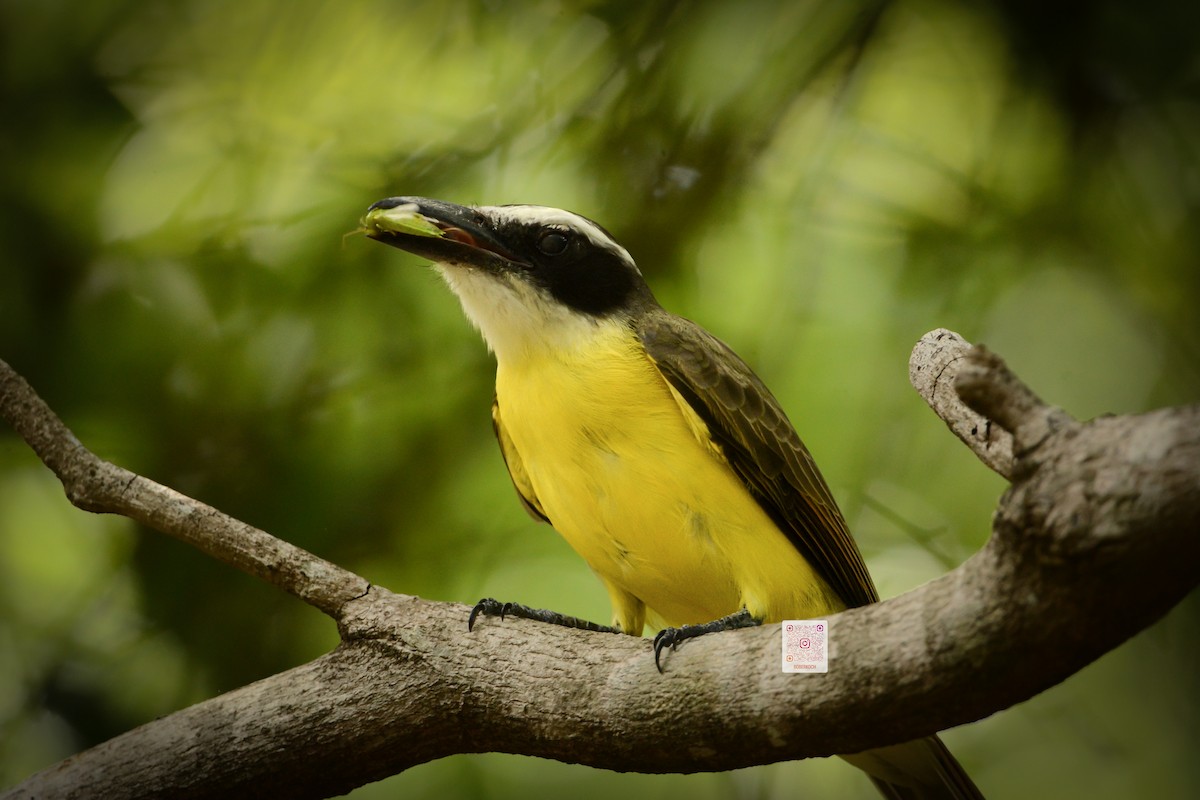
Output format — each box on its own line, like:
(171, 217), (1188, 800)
(537, 230), (569, 256)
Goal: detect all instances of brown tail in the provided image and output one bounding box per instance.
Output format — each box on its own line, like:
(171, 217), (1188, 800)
(841, 735), (984, 799)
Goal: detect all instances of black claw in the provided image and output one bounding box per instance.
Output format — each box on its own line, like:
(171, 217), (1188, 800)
(651, 609), (761, 672)
(468, 597), (505, 631)
(653, 629), (677, 673)
(467, 597), (620, 635)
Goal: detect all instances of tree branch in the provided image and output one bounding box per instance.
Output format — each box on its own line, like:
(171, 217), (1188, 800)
(908, 328), (1016, 478)
(2, 330), (1197, 799)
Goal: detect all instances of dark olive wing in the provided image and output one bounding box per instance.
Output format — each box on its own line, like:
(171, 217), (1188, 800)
(491, 395), (550, 524)
(638, 311), (878, 608)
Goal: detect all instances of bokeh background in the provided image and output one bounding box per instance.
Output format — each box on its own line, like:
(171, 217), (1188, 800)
(2, 1), (1197, 797)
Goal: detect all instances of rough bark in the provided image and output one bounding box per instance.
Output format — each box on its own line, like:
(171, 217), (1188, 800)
(1, 329), (1196, 799)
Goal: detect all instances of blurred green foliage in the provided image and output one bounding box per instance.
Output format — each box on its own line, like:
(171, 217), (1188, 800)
(2, 0), (1197, 797)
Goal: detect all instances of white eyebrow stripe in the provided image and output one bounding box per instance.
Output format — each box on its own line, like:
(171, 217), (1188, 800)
(479, 204), (639, 273)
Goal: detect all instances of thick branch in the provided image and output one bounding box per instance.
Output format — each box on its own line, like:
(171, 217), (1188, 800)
(3, 332), (1198, 798)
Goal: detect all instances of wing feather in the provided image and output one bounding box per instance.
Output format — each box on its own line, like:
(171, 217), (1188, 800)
(638, 311), (878, 608)
(491, 396), (550, 524)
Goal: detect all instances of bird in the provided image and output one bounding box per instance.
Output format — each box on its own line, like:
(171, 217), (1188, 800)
(363, 196), (984, 799)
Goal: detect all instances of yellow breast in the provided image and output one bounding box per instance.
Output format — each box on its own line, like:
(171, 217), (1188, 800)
(494, 321), (841, 634)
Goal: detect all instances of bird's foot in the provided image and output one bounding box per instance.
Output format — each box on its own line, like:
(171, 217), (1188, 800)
(468, 598), (621, 634)
(652, 608), (760, 672)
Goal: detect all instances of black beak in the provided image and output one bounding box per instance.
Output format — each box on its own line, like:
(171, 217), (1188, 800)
(364, 196), (521, 271)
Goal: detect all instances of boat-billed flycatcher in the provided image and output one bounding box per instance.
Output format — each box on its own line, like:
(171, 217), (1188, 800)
(363, 196), (984, 800)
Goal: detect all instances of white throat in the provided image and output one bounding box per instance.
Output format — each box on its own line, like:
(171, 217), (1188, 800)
(436, 265), (616, 365)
